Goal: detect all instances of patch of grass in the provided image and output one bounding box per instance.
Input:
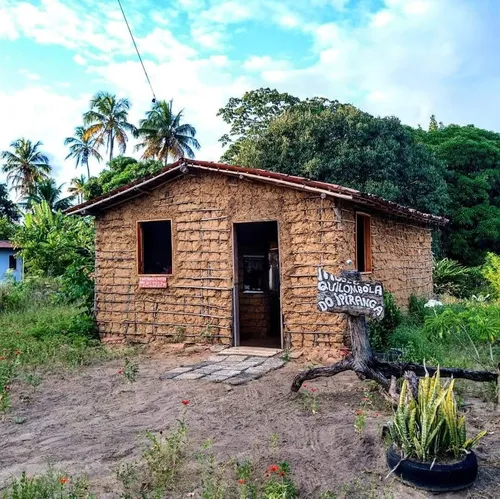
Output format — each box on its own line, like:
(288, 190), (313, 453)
(1, 468), (93, 499)
(0, 305), (135, 412)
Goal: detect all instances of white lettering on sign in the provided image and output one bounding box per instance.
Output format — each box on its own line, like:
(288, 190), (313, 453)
(139, 276), (168, 288)
(317, 268), (384, 319)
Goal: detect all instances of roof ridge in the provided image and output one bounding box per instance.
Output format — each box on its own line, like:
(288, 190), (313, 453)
(66, 158), (447, 225)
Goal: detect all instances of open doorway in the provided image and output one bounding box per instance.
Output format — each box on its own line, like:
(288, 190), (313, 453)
(233, 221), (281, 348)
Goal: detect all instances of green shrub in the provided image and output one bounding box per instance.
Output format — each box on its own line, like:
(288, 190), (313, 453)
(482, 252), (500, 297)
(433, 258), (470, 297)
(1, 469), (93, 499)
(408, 295), (428, 325)
(367, 292), (402, 351)
(389, 370), (486, 461)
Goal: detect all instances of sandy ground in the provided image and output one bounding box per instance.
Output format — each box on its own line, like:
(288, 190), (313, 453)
(0, 351), (499, 498)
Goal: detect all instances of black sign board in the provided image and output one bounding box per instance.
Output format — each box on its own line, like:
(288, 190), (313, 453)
(317, 268), (384, 319)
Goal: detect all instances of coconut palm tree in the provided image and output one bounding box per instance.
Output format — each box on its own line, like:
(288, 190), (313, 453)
(23, 178), (74, 212)
(1, 138), (51, 197)
(65, 126), (103, 178)
(83, 92), (136, 162)
(136, 100), (200, 164)
(68, 174), (87, 204)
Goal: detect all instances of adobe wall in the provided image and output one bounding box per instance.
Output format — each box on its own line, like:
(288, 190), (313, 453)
(341, 210), (433, 308)
(94, 169), (432, 351)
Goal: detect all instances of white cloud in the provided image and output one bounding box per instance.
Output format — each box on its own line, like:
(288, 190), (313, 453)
(19, 69), (40, 81)
(0, 87), (91, 188)
(371, 10), (394, 28)
(191, 26), (225, 50)
(1, 0), (499, 193)
(73, 54), (87, 66)
(243, 56), (290, 72)
(201, 1), (253, 24)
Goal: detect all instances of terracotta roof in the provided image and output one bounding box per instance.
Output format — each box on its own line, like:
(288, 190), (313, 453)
(65, 158), (448, 225)
(0, 240), (14, 249)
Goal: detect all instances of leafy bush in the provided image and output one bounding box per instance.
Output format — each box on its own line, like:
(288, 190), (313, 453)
(433, 258), (471, 297)
(408, 295), (428, 325)
(482, 252), (500, 297)
(389, 370), (486, 461)
(424, 304), (500, 362)
(367, 292), (402, 351)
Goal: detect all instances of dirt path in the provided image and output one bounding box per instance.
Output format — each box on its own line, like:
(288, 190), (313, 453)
(1, 353), (499, 498)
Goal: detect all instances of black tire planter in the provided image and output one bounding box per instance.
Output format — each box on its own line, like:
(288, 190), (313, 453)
(387, 444), (478, 492)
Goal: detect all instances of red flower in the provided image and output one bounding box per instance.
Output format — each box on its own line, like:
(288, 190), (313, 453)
(15, 350), (21, 355)
(117, 369), (124, 374)
(181, 400), (190, 405)
(4, 386), (10, 391)
(279, 471), (285, 477)
(268, 464), (279, 474)
(303, 384), (308, 388)
(355, 409), (363, 415)
(59, 477), (68, 485)
(238, 479), (246, 485)
(310, 388), (318, 393)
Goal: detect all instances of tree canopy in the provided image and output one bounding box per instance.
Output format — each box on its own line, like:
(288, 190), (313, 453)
(84, 156), (164, 199)
(136, 100), (200, 164)
(1, 138), (51, 198)
(414, 124), (500, 265)
(65, 126), (103, 179)
(83, 92), (136, 162)
(219, 91), (448, 215)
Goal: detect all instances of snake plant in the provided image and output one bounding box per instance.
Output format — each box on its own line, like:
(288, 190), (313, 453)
(389, 369), (486, 461)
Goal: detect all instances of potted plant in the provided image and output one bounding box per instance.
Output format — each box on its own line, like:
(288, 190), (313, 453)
(387, 369), (486, 492)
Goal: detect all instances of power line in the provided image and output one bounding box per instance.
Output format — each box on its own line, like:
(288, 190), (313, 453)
(116, 0), (157, 103)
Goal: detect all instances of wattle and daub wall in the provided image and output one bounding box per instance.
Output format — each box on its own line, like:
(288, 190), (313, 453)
(94, 170), (433, 350)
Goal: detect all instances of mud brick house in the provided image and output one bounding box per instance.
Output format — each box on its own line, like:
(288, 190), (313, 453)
(67, 159), (446, 351)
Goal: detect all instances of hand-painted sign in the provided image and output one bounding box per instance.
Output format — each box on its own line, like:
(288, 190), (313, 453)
(139, 276), (168, 288)
(317, 268), (384, 319)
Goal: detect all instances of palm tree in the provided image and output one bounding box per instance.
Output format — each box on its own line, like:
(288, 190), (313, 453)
(65, 126), (102, 179)
(83, 92), (136, 162)
(1, 138), (51, 197)
(23, 178), (74, 212)
(68, 174), (87, 204)
(136, 100), (200, 164)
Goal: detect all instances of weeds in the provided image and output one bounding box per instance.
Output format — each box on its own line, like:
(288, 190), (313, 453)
(235, 460), (258, 499)
(197, 440), (227, 499)
(118, 358), (139, 383)
(299, 384), (319, 414)
(1, 469), (93, 499)
(261, 462), (298, 499)
(116, 401), (189, 497)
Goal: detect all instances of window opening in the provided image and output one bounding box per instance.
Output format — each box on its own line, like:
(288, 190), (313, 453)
(356, 214), (372, 272)
(138, 221), (172, 275)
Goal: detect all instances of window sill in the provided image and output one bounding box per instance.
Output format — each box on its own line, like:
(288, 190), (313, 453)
(243, 290), (265, 294)
(138, 274), (173, 277)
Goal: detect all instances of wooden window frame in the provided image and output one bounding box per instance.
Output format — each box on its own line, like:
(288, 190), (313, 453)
(355, 212), (373, 274)
(136, 219), (174, 277)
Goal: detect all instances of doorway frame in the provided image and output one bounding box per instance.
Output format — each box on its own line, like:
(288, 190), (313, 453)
(231, 220), (284, 349)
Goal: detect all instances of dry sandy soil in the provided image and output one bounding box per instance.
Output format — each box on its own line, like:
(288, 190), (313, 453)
(0, 351), (499, 498)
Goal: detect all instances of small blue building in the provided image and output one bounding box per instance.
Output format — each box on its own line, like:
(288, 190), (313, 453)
(0, 241), (23, 282)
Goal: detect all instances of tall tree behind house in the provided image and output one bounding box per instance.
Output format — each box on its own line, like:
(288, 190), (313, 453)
(1, 138), (51, 199)
(136, 100), (200, 164)
(83, 92), (137, 162)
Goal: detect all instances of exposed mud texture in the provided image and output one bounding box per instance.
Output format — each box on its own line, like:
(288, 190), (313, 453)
(1, 353), (498, 498)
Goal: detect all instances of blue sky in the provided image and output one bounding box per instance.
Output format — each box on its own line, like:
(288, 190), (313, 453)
(1, 0), (499, 188)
